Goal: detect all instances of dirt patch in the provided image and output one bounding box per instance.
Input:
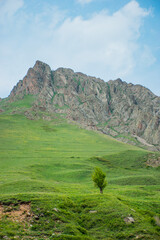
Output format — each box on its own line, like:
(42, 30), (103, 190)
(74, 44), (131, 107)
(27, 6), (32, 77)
(0, 203), (32, 224)
(0, 204), (3, 216)
(146, 155), (160, 167)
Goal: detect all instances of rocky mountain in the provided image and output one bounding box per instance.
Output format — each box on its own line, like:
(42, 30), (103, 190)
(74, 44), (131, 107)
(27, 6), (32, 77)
(9, 60), (160, 150)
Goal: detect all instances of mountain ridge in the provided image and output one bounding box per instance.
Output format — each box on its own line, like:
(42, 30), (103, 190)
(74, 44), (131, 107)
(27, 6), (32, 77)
(4, 60), (160, 150)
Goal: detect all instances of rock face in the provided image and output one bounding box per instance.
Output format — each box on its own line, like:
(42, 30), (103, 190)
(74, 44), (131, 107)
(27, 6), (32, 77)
(9, 60), (160, 149)
(10, 61), (53, 97)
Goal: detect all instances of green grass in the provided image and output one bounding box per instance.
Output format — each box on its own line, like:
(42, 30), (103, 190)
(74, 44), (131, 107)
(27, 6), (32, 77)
(0, 97), (160, 239)
(0, 95), (36, 113)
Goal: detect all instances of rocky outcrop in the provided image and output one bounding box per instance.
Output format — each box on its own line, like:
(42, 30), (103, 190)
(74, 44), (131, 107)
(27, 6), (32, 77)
(10, 61), (53, 98)
(9, 60), (160, 149)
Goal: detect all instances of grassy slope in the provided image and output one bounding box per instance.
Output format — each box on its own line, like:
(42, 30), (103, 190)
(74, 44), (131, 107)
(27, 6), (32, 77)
(0, 96), (160, 239)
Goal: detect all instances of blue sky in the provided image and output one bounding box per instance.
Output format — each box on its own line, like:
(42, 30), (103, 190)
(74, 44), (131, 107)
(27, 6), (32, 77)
(0, 0), (160, 98)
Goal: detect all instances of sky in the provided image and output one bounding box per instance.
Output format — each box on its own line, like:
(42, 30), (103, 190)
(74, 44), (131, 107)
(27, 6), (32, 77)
(0, 0), (160, 98)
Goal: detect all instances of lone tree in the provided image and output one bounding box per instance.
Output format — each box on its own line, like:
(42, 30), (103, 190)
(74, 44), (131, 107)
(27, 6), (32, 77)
(92, 167), (107, 194)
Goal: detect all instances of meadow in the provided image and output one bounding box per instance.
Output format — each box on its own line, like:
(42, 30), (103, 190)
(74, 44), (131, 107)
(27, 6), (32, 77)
(0, 97), (160, 239)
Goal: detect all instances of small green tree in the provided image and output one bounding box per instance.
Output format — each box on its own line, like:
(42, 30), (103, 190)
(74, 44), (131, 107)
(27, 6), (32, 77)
(92, 167), (107, 194)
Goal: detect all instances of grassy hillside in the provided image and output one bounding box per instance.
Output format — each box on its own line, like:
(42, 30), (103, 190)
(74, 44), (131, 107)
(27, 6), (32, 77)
(0, 97), (160, 239)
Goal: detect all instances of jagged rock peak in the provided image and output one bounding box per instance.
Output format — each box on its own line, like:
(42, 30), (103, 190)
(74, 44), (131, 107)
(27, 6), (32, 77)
(109, 78), (123, 84)
(33, 60), (51, 73)
(8, 60), (160, 150)
(56, 67), (74, 74)
(10, 60), (53, 97)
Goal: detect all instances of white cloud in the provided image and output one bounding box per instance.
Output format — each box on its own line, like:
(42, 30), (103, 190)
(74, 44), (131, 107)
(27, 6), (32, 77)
(0, 0), (156, 98)
(44, 0), (150, 80)
(0, 0), (24, 24)
(77, 0), (93, 5)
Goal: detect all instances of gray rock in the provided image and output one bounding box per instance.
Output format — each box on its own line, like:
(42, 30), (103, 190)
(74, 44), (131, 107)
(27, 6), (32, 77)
(89, 210), (97, 213)
(154, 216), (160, 226)
(9, 60), (160, 150)
(124, 216), (135, 224)
(53, 208), (59, 212)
